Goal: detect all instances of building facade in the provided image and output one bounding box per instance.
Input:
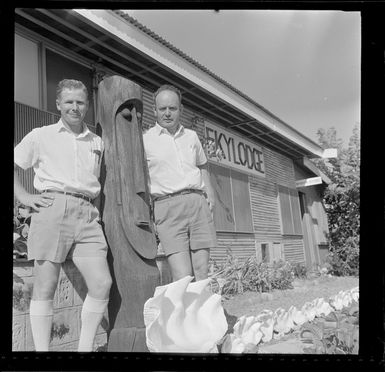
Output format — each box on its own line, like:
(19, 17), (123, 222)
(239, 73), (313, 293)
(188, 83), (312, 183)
(14, 9), (333, 269)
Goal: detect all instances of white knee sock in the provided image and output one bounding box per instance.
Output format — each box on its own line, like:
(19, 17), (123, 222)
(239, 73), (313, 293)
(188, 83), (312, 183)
(29, 299), (54, 351)
(78, 295), (109, 352)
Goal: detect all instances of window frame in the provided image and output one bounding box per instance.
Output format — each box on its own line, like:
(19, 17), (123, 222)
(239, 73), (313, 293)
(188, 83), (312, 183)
(15, 27), (99, 122)
(209, 162), (254, 233)
(277, 184), (303, 236)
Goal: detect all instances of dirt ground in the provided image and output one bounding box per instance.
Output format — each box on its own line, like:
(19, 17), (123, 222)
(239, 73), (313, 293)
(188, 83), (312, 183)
(222, 275), (359, 319)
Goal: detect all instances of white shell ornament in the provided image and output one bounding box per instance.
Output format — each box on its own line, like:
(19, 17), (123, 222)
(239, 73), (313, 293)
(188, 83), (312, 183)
(288, 305), (308, 326)
(254, 310), (274, 343)
(233, 315), (263, 346)
(143, 275), (228, 352)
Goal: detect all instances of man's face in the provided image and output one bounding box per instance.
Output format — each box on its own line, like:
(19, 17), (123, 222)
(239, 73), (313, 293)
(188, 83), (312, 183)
(154, 90), (183, 133)
(56, 88), (88, 129)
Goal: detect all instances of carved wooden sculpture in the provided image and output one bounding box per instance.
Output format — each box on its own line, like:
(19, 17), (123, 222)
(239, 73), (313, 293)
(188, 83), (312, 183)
(97, 75), (160, 352)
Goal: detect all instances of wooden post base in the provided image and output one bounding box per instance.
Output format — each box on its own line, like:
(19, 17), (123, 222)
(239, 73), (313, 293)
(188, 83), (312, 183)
(107, 327), (148, 352)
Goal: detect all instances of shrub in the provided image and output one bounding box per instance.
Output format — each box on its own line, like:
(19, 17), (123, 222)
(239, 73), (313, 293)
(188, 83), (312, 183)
(292, 262), (308, 279)
(312, 126), (360, 277)
(326, 236), (359, 276)
(268, 260), (294, 290)
(212, 254), (295, 298)
(13, 202), (31, 260)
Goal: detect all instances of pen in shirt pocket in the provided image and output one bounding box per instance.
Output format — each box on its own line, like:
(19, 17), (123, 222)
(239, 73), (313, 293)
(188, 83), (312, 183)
(91, 148), (102, 164)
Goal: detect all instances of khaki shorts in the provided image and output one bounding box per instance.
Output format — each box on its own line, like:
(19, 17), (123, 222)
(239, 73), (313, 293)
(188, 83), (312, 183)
(27, 193), (107, 263)
(154, 192), (217, 256)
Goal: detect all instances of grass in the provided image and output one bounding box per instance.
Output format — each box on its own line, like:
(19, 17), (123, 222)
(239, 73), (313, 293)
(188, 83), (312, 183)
(222, 275), (358, 318)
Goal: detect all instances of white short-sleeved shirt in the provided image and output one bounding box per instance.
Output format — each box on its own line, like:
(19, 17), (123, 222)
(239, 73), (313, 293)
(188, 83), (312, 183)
(143, 123), (207, 196)
(14, 119), (103, 198)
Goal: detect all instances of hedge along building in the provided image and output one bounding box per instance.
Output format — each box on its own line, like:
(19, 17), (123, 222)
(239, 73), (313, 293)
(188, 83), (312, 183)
(14, 9), (335, 269)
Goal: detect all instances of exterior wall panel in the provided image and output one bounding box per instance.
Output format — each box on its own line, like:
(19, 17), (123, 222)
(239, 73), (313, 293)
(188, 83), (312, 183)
(211, 232), (255, 265)
(264, 146), (296, 188)
(142, 87), (155, 131)
(249, 176), (282, 240)
(283, 239), (306, 264)
(14, 102), (61, 194)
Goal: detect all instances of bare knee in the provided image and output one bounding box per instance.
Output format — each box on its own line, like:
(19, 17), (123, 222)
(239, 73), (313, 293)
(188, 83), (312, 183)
(167, 251), (193, 282)
(169, 261), (193, 282)
(87, 274), (112, 299)
(191, 249), (209, 281)
(32, 278), (58, 300)
(193, 265), (208, 281)
(171, 268), (192, 282)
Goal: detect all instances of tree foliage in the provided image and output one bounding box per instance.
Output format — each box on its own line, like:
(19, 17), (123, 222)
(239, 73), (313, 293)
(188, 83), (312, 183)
(311, 125), (360, 276)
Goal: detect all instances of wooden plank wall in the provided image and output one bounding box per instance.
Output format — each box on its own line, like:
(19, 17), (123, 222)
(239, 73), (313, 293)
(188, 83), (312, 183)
(264, 146), (296, 188)
(211, 232), (256, 265)
(248, 176), (281, 240)
(283, 238), (306, 264)
(142, 88), (155, 131)
(294, 165), (329, 255)
(14, 102), (61, 194)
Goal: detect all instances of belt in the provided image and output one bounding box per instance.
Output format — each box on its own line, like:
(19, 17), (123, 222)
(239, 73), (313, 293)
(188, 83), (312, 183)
(153, 188), (206, 202)
(43, 190), (93, 203)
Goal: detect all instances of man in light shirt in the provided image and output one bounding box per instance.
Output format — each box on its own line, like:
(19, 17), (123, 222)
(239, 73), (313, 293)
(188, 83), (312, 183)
(14, 79), (112, 352)
(143, 84), (217, 282)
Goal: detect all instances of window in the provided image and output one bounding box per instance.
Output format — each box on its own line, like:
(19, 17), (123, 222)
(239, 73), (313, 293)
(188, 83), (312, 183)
(277, 185), (303, 235)
(14, 34), (40, 108)
(209, 163), (253, 232)
(258, 242), (283, 263)
(45, 49), (95, 125)
(261, 243), (269, 262)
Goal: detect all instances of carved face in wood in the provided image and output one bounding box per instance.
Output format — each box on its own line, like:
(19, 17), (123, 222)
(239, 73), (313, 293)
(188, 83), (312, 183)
(97, 75), (157, 260)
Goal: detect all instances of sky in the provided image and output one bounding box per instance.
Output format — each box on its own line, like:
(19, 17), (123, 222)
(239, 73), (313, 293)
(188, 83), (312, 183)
(125, 9), (361, 147)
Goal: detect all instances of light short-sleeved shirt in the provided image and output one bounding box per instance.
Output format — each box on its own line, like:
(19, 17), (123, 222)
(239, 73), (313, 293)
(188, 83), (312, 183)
(143, 123), (207, 196)
(14, 119), (103, 198)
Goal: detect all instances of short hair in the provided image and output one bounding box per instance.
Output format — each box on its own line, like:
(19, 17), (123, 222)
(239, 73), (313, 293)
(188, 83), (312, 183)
(56, 79), (89, 100)
(153, 84), (182, 106)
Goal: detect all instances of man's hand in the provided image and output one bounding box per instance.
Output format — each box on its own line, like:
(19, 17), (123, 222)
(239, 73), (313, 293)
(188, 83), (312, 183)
(198, 164), (216, 216)
(207, 197), (215, 214)
(14, 165), (54, 212)
(18, 193), (54, 212)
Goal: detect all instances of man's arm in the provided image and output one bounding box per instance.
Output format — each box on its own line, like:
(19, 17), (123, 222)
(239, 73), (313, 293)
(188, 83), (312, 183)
(14, 164), (53, 212)
(198, 163), (215, 213)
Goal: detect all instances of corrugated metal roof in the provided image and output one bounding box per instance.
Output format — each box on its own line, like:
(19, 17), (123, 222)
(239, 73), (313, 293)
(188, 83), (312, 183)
(113, 10), (301, 130)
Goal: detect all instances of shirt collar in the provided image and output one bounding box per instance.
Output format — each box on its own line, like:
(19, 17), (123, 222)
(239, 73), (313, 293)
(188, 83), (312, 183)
(57, 119), (91, 138)
(155, 122), (184, 137)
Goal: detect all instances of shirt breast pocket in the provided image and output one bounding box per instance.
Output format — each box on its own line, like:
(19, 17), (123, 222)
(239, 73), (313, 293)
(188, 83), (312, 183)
(89, 148), (102, 176)
(183, 144), (196, 165)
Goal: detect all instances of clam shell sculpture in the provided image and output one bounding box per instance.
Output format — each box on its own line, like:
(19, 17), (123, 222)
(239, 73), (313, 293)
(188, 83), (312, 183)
(301, 301), (317, 322)
(143, 275), (228, 353)
(233, 315), (263, 345)
(350, 287), (359, 302)
(288, 305), (308, 326)
(311, 297), (333, 317)
(255, 310), (274, 343)
(220, 333), (247, 353)
(273, 307), (294, 336)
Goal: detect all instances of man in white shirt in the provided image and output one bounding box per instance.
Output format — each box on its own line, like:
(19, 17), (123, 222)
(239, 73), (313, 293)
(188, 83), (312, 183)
(14, 79), (112, 352)
(143, 84), (217, 282)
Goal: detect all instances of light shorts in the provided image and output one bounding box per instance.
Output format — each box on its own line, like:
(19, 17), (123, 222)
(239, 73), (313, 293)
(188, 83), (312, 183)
(27, 193), (107, 263)
(154, 192), (217, 256)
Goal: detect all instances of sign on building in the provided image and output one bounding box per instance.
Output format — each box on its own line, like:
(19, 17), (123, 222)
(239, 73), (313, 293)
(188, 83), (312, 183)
(205, 122), (265, 177)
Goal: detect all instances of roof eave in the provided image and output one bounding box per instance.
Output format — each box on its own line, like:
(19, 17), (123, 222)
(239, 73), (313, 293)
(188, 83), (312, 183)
(73, 9), (326, 158)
